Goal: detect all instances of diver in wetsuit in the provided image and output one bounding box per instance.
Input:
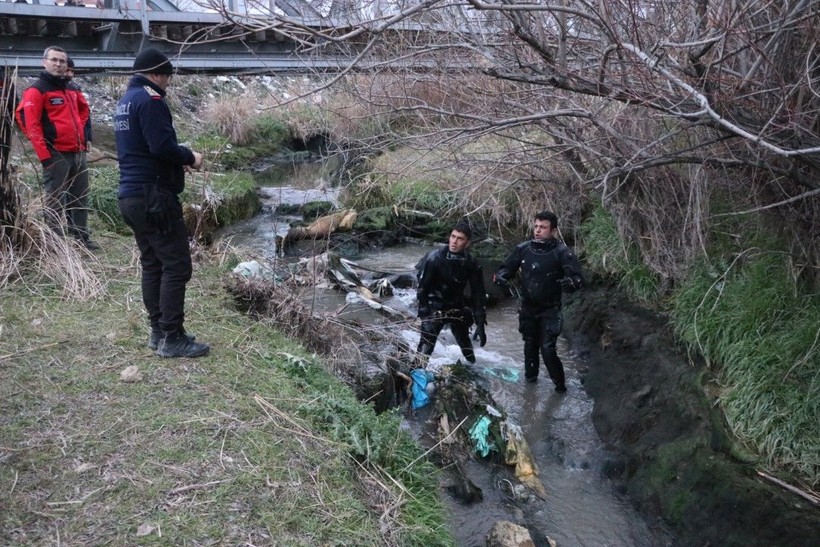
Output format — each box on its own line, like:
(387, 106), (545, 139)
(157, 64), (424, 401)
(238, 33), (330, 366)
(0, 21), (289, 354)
(416, 220), (487, 363)
(494, 210), (584, 392)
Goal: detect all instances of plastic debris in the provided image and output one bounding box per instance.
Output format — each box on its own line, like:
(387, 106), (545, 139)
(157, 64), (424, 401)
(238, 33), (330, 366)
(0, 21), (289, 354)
(485, 404), (502, 418)
(233, 260), (268, 278)
(468, 415), (494, 457)
(410, 368), (435, 409)
(503, 422), (547, 499)
(481, 366), (521, 383)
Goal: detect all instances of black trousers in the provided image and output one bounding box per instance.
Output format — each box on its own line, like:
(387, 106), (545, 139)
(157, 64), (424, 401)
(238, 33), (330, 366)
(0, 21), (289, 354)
(119, 196), (192, 335)
(417, 308), (475, 363)
(519, 305), (564, 386)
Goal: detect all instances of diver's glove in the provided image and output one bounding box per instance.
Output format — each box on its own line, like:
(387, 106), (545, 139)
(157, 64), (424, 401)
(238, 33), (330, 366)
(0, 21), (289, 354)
(472, 322), (487, 347)
(559, 277), (580, 292)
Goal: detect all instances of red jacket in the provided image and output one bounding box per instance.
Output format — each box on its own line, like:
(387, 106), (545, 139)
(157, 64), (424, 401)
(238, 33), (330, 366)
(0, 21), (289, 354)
(15, 71), (89, 161)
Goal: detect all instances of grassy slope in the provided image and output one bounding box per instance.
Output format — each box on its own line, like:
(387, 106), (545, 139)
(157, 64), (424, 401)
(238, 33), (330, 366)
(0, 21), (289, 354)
(582, 205), (820, 488)
(0, 233), (451, 546)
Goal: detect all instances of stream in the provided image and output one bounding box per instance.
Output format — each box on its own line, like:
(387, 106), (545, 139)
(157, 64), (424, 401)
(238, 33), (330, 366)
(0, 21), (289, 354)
(217, 161), (673, 546)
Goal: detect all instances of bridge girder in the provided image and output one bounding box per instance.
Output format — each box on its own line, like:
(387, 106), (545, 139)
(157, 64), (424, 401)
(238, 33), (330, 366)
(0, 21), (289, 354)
(0, 1), (444, 74)
(275, 0), (322, 18)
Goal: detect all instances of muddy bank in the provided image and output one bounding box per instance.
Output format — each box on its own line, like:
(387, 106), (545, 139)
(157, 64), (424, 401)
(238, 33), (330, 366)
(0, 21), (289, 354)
(562, 285), (818, 546)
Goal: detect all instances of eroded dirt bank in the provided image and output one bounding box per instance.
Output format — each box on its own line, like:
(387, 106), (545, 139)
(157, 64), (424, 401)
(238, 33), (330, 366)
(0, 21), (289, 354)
(562, 285), (818, 546)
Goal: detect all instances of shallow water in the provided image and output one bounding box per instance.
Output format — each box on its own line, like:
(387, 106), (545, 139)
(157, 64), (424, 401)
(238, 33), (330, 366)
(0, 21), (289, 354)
(217, 167), (672, 546)
(357, 247), (671, 547)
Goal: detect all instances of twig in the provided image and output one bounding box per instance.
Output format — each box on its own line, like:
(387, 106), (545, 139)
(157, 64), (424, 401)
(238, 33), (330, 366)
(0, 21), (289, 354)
(45, 486), (104, 506)
(9, 469), (18, 495)
(401, 415), (470, 473)
(715, 187), (820, 217)
(168, 479), (231, 496)
(757, 470), (820, 506)
(253, 395), (342, 446)
(0, 341), (67, 363)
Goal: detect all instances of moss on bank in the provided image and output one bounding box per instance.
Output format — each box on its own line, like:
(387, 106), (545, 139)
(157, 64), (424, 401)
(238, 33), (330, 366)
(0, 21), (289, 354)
(87, 166), (260, 237)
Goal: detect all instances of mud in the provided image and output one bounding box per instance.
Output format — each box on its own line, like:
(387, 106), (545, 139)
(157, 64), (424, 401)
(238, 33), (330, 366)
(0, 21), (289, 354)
(562, 285), (819, 546)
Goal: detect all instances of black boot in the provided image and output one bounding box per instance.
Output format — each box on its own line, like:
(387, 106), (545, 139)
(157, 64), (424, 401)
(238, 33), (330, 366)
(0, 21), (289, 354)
(523, 342), (539, 382)
(149, 328), (196, 350)
(524, 364), (539, 382)
(157, 331), (210, 358)
(78, 236), (100, 250)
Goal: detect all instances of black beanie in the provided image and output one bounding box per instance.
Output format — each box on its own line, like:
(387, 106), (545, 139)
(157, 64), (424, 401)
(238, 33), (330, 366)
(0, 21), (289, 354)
(133, 48), (174, 75)
(67, 57), (75, 69)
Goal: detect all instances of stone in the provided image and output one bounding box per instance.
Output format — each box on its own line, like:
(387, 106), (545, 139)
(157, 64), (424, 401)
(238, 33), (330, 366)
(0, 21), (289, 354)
(120, 365), (142, 383)
(485, 520), (535, 547)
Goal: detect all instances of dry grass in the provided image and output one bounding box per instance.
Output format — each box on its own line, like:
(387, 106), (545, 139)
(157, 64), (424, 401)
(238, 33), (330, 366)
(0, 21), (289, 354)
(200, 94), (259, 145)
(224, 275), (343, 355)
(0, 201), (106, 300)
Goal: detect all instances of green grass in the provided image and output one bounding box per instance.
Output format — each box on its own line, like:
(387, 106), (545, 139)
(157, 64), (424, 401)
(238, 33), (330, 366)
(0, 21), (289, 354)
(672, 250), (820, 485)
(0, 234), (452, 546)
(578, 202), (819, 487)
(87, 165), (129, 233)
(580, 205), (659, 303)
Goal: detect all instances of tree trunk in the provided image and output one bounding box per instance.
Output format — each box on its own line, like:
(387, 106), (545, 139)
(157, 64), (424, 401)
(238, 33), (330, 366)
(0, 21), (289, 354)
(1, 67), (20, 247)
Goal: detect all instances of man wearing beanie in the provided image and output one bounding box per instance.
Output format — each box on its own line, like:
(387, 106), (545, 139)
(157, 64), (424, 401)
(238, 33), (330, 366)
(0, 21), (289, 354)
(64, 57), (93, 148)
(115, 47), (210, 358)
(15, 46), (98, 249)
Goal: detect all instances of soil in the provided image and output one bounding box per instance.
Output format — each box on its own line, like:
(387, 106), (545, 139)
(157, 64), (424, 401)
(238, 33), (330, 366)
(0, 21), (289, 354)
(562, 285), (819, 547)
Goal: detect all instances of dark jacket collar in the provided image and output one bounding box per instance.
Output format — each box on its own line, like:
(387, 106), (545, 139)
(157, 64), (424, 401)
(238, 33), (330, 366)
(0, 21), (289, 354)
(39, 70), (67, 89)
(128, 74), (166, 97)
(531, 238), (558, 251)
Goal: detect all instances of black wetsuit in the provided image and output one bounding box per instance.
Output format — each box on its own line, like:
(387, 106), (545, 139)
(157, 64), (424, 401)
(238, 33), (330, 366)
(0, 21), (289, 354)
(416, 246), (487, 363)
(495, 238), (584, 387)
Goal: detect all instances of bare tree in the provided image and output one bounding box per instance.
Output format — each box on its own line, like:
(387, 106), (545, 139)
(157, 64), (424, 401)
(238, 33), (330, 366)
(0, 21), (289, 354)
(194, 0), (819, 281)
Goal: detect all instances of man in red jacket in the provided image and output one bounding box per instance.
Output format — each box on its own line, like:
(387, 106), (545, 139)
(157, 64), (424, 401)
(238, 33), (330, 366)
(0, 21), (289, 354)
(16, 46), (98, 249)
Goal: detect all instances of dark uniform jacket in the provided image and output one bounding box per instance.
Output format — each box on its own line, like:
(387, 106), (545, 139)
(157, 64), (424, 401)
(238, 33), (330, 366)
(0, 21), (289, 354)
(416, 246), (487, 324)
(15, 71), (89, 161)
(114, 74), (194, 198)
(495, 238), (584, 309)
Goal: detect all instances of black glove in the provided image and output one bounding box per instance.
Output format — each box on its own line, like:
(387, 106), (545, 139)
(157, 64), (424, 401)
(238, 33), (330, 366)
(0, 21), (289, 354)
(493, 274), (509, 287)
(472, 323), (487, 347)
(559, 277), (578, 291)
(144, 183), (174, 235)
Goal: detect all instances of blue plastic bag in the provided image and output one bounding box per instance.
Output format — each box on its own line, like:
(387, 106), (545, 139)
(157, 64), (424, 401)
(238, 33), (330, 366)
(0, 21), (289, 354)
(410, 369), (435, 409)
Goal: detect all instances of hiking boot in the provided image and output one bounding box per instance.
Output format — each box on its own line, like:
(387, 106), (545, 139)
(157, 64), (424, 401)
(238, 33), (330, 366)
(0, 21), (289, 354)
(73, 234), (100, 250)
(148, 329), (195, 350)
(554, 383), (567, 393)
(525, 375), (538, 383)
(157, 332), (210, 358)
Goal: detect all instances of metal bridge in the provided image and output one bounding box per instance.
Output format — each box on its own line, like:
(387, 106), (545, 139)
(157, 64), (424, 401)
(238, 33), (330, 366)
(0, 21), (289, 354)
(0, 0), (374, 74)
